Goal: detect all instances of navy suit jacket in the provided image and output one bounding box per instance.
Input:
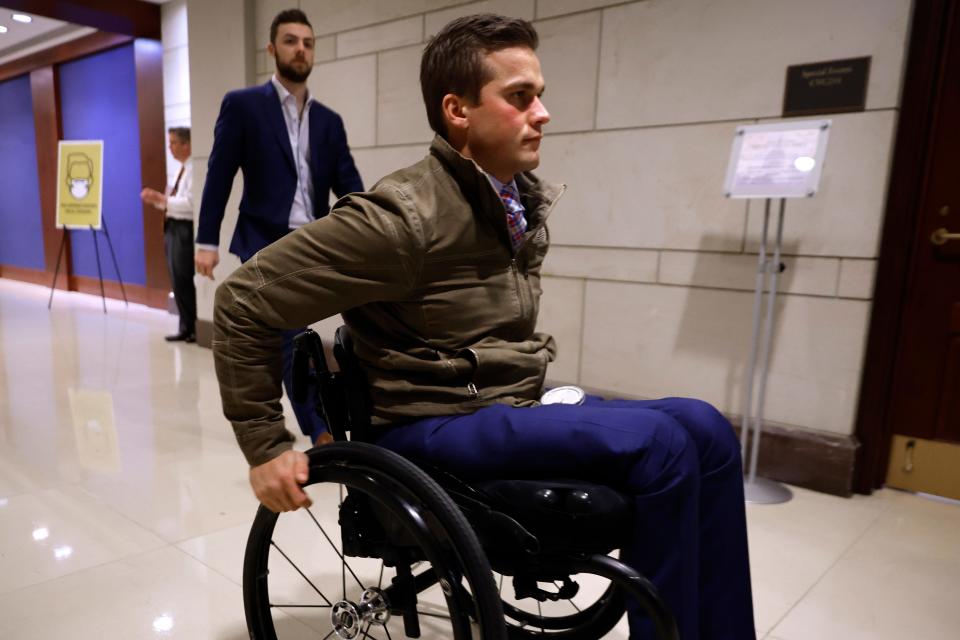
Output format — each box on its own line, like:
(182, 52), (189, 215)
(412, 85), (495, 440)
(197, 81), (364, 261)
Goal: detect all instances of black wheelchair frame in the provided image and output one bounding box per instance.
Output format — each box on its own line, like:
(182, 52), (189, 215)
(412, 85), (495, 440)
(241, 327), (679, 639)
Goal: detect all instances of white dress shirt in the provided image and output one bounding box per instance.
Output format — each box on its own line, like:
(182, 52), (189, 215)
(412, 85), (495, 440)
(271, 74), (315, 230)
(165, 158), (193, 221)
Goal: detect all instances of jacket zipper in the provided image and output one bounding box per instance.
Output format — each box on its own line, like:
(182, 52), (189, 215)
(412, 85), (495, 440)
(466, 348), (480, 398)
(511, 259), (526, 318)
(509, 186), (565, 326)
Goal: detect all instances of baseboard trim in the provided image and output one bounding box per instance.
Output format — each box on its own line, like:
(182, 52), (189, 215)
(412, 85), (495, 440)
(0, 265), (65, 288)
(69, 275), (168, 309)
(1, 267), (168, 310)
(733, 419), (858, 497)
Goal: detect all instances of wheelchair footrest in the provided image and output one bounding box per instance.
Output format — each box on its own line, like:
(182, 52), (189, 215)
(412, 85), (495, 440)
(513, 575), (580, 602)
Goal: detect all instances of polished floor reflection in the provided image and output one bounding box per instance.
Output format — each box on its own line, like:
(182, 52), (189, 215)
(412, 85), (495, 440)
(0, 279), (958, 639)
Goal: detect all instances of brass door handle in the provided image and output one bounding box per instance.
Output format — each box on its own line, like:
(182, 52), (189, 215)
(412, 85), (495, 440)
(931, 227), (960, 245)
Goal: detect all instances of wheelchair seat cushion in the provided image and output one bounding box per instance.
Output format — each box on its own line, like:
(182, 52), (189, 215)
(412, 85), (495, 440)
(474, 479), (631, 554)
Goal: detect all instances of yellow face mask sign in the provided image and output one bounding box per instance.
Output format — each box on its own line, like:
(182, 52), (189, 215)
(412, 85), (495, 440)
(56, 140), (104, 229)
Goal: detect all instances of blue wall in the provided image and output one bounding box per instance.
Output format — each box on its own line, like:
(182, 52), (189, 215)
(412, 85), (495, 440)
(0, 74), (46, 271)
(59, 44), (146, 286)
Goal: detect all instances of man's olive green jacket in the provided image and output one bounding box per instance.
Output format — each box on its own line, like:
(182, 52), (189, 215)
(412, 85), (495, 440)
(213, 136), (565, 466)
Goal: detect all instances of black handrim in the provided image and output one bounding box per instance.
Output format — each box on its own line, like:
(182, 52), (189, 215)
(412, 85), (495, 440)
(243, 443), (506, 640)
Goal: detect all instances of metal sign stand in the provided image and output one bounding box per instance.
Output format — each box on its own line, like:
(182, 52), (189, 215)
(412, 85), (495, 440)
(739, 198), (793, 504)
(48, 217), (128, 313)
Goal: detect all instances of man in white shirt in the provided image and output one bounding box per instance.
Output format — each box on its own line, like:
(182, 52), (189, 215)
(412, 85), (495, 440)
(141, 126), (196, 342)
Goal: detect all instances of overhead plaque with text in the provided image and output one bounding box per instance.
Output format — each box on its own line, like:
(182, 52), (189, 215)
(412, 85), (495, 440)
(782, 56), (870, 117)
(723, 119), (831, 199)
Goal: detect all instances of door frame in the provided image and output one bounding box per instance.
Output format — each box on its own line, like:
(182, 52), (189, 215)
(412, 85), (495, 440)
(853, 0), (956, 494)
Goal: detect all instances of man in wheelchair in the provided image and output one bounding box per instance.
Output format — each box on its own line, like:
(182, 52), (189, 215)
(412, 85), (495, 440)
(212, 13), (754, 640)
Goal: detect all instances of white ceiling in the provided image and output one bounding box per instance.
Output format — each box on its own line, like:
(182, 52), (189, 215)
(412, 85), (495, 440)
(0, 7), (97, 66)
(0, 8), (71, 50)
(0, 2), (176, 68)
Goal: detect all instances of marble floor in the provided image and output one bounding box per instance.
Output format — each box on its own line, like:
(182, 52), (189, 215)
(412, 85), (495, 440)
(0, 278), (958, 639)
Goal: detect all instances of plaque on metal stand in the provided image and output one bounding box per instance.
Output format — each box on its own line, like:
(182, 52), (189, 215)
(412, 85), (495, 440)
(723, 119), (832, 504)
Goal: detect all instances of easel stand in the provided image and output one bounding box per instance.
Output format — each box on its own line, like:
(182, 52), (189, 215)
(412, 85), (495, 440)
(739, 198), (793, 504)
(48, 217), (128, 314)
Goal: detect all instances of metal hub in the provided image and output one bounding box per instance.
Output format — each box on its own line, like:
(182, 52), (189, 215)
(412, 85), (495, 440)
(331, 588), (391, 639)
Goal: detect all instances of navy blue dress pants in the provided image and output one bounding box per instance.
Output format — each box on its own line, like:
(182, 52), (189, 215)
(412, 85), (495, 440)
(280, 328), (328, 440)
(375, 396), (755, 640)
(242, 249), (328, 441)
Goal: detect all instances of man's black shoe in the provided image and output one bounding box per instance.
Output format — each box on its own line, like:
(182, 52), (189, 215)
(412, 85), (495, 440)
(165, 332), (195, 342)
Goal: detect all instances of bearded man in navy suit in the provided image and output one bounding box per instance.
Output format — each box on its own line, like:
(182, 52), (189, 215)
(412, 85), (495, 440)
(196, 8), (364, 444)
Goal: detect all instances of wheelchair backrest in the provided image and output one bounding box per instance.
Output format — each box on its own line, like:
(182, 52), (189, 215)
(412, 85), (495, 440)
(292, 325), (372, 442)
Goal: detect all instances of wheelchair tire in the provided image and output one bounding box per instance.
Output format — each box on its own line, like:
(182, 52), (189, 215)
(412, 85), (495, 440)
(499, 579), (625, 639)
(243, 442), (507, 640)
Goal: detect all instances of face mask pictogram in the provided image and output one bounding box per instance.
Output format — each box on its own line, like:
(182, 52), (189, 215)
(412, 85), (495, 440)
(65, 154), (95, 200)
(69, 179), (91, 199)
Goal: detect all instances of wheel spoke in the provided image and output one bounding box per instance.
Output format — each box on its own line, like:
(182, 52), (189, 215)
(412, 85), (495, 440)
(269, 541), (333, 606)
(303, 506), (366, 590)
(417, 609), (453, 621)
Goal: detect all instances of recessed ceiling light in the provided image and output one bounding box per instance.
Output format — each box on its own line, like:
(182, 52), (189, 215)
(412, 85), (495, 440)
(54, 545), (73, 559)
(0, 26), (7, 34)
(12, 14), (32, 23)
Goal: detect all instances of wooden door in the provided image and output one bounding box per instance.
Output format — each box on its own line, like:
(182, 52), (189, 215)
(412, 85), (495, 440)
(884, 0), (960, 499)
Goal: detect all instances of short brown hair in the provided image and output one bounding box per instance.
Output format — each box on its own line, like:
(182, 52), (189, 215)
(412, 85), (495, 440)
(420, 14), (539, 138)
(270, 8), (312, 44)
(168, 126), (190, 143)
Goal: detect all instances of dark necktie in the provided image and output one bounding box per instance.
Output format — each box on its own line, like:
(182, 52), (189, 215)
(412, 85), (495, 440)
(170, 165), (185, 196)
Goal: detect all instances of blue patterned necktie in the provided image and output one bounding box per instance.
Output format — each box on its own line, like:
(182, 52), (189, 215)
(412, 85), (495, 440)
(499, 184), (527, 253)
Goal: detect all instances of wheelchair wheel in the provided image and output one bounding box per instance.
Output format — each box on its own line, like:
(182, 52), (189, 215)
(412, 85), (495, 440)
(243, 442), (507, 639)
(496, 572), (625, 638)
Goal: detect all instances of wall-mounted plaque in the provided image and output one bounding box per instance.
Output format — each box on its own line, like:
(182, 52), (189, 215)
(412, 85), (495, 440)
(783, 56), (870, 117)
(723, 119), (831, 199)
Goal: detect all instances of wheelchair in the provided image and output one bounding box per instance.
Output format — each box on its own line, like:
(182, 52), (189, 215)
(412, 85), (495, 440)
(242, 327), (679, 639)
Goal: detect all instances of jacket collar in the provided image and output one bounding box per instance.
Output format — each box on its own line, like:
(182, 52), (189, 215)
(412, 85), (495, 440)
(428, 135), (564, 229)
(270, 74), (315, 112)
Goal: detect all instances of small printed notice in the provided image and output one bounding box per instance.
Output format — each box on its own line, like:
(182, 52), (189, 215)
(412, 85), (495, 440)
(56, 140), (104, 229)
(723, 120), (831, 199)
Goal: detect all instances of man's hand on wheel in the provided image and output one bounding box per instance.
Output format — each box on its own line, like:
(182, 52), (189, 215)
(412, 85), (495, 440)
(249, 450), (312, 513)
